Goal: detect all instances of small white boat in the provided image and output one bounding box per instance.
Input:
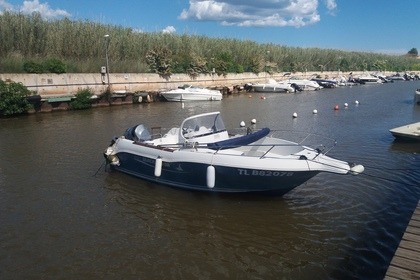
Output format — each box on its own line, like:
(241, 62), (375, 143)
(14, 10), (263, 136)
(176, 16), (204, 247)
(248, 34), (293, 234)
(415, 89), (420, 105)
(161, 85), (222, 101)
(355, 73), (382, 84)
(285, 77), (322, 91)
(252, 79), (295, 93)
(389, 122), (420, 142)
(104, 111), (364, 195)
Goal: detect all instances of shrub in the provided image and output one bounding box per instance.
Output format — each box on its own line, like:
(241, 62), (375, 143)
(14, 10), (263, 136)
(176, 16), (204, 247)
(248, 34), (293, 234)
(44, 58), (67, 73)
(0, 80), (31, 115)
(70, 88), (93, 110)
(23, 61), (44, 73)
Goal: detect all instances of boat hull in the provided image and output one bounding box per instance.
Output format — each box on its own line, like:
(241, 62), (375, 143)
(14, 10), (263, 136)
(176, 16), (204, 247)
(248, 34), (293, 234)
(390, 122), (420, 142)
(252, 84), (293, 93)
(112, 151), (319, 195)
(161, 92), (222, 101)
(415, 90), (420, 105)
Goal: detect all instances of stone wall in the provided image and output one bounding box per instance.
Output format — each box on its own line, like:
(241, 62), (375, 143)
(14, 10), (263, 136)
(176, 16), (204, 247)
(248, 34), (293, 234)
(0, 71), (376, 97)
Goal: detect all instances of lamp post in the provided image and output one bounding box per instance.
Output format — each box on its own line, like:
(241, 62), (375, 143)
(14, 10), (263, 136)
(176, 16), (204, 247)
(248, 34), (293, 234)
(104, 34), (110, 90)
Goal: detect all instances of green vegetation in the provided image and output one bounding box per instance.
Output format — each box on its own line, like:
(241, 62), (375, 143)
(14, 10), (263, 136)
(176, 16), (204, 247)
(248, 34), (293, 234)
(0, 12), (419, 76)
(0, 80), (31, 115)
(70, 88), (94, 110)
(23, 58), (67, 73)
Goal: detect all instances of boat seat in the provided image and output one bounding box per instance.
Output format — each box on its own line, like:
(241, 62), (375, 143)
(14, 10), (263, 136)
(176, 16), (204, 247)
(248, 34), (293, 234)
(207, 128), (270, 150)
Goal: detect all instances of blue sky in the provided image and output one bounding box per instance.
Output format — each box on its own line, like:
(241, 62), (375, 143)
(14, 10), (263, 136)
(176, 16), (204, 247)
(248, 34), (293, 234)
(1, 0), (419, 55)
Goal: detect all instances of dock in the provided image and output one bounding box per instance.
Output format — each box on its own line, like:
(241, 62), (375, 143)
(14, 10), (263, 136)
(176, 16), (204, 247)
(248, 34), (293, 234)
(385, 201), (420, 279)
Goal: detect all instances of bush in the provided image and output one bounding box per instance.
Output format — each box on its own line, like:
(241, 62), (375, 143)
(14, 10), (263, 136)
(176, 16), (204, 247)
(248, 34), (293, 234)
(44, 58), (67, 73)
(70, 88), (93, 110)
(23, 59), (67, 74)
(0, 80), (31, 115)
(23, 61), (44, 73)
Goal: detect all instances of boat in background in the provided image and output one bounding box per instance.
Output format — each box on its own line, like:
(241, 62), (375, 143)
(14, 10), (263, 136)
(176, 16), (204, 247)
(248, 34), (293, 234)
(389, 122), (420, 142)
(355, 73), (382, 84)
(284, 77), (322, 90)
(415, 89), (420, 105)
(252, 79), (296, 93)
(311, 78), (338, 88)
(161, 85), (222, 101)
(104, 111), (364, 195)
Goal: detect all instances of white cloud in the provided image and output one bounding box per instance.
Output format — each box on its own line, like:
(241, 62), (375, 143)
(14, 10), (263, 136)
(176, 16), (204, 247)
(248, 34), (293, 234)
(179, 0), (337, 27)
(0, 0), (70, 19)
(162, 25), (176, 34)
(0, 0), (13, 13)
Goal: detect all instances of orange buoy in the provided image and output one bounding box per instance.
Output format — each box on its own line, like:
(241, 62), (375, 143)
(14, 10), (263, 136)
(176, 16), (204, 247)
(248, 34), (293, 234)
(334, 105), (339, 110)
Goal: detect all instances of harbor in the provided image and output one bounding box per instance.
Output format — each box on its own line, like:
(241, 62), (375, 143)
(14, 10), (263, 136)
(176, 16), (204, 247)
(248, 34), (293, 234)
(1, 80), (419, 279)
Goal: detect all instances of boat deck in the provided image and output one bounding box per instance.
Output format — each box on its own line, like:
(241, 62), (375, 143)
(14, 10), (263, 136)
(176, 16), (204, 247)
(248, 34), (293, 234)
(385, 200), (420, 279)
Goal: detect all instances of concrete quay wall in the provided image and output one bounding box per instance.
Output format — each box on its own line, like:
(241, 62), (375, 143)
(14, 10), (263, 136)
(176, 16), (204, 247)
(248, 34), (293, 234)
(0, 71), (377, 97)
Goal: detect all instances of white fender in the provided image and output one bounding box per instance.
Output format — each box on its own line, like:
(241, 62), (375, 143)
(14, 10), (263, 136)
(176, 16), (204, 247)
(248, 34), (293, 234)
(154, 157), (162, 177)
(206, 165), (215, 188)
(350, 164), (364, 175)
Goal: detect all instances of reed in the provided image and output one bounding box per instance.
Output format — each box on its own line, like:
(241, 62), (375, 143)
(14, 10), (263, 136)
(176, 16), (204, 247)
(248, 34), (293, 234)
(0, 12), (419, 74)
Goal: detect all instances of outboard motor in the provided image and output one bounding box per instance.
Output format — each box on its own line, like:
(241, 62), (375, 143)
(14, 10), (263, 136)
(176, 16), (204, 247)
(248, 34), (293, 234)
(290, 83), (303, 92)
(134, 124), (152, 141)
(123, 124), (152, 141)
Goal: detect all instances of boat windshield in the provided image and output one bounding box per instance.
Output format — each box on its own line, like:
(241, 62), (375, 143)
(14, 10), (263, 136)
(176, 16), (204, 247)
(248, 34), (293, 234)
(181, 112), (226, 139)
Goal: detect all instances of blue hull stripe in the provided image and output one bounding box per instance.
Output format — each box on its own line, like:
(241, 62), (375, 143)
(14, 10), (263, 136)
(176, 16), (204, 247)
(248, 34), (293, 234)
(114, 152), (319, 195)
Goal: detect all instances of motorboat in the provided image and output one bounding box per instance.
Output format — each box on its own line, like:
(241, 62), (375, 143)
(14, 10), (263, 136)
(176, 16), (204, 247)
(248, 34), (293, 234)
(387, 74), (406, 81)
(311, 78), (338, 88)
(252, 79), (296, 93)
(415, 89), (420, 105)
(284, 77), (321, 91)
(160, 85), (222, 101)
(389, 122), (420, 142)
(104, 111), (364, 195)
(355, 73), (382, 84)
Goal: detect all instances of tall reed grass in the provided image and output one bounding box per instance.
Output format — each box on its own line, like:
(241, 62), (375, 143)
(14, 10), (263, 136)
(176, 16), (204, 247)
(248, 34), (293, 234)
(0, 12), (419, 74)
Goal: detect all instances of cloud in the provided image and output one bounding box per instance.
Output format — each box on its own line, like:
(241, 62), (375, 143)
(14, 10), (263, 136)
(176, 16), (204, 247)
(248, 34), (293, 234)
(162, 25), (176, 34)
(179, 0), (337, 27)
(0, 0), (13, 12)
(0, 0), (70, 19)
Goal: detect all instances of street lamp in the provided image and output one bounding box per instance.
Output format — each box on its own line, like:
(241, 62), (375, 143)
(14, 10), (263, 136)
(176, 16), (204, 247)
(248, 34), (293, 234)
(104, 34), (111, 90)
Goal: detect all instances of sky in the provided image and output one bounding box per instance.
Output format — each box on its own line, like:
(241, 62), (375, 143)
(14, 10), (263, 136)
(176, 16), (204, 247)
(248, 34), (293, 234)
(0, 0), (419, 55)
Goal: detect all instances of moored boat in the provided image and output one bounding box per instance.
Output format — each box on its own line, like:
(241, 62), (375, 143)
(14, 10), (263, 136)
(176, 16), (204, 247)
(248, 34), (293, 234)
(389, 122), (420, 142)
(104, 112), (364, 195)
(311, 78), (338, 88)
(161, 85), (222, 101)
(355, 73), (382, 84)
(285, 77), (321, 91)
(252, 79), (295, 93)
(415, 89), (420, 105)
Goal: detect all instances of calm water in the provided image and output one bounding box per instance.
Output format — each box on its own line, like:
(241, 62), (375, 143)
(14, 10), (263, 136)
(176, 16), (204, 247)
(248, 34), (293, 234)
(1, 81), (420, 279)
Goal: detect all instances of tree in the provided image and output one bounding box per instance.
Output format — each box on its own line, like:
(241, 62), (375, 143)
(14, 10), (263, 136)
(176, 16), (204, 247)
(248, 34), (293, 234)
(0, 80), (31, 115)
(407, 48), (418, 57)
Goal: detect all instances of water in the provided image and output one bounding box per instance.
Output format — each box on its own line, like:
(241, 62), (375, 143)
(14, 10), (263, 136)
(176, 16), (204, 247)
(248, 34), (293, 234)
(1, 81), (420, 279)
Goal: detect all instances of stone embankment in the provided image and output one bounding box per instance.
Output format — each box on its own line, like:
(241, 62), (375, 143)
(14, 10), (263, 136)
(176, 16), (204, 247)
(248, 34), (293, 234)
(0, 71), (397, 113)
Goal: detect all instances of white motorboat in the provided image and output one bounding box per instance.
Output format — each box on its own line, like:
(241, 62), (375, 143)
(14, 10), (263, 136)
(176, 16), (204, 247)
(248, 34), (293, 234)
(252, 79), (296, 93)
(104, 111), (364, 195)
(355, 73), (382, 84)
(390, 122), (420, 142)
(415, 89), (420, 105)
(161, 85), (222, 101)
(284, 77), (322, 91)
